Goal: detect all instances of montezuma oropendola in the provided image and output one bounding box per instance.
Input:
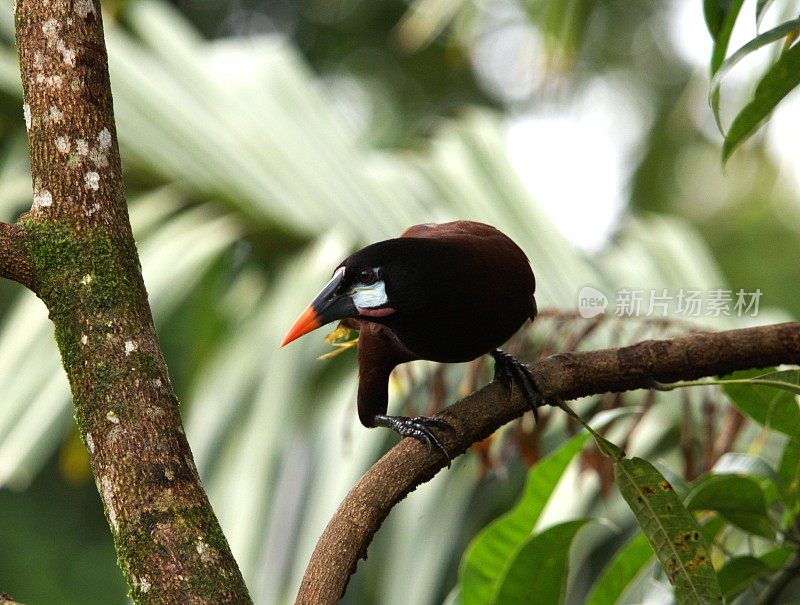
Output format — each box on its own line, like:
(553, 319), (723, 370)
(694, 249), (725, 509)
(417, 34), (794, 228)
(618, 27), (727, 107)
(280, 221), (540, 464)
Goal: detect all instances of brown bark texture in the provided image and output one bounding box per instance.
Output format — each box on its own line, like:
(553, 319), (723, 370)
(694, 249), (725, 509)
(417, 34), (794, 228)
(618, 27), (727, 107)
(297, 322), (800, 604)
(0, 221), (34, 288)
(4, 1), (251, 603)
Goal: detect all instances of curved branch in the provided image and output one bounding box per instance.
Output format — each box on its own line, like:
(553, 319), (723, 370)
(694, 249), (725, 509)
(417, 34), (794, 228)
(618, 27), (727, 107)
(0, 222), (35, 290)
(296, 321), (800, 604)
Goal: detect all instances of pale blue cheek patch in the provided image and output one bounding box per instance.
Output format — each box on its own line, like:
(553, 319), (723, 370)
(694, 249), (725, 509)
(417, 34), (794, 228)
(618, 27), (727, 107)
(351, 280), (388, 309)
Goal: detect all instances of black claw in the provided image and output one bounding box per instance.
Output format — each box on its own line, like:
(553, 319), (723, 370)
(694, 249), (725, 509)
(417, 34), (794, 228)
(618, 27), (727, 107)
(491, 349), (541, 422)
(374, 414), (453, 467)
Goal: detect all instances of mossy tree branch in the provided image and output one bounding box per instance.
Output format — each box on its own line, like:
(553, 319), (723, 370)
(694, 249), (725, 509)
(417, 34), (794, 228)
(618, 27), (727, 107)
(297, 321), (800, 604)
(11, 1), (250, 602)
(0, 221), (34, 289)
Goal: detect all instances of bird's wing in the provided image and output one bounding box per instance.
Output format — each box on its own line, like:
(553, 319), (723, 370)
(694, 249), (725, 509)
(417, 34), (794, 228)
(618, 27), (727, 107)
(402, 220), (537, 322)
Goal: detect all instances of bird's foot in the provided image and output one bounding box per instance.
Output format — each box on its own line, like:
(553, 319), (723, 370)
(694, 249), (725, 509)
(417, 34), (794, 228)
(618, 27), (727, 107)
(373, 414), (454, 467)
(491, 348), (542, 422)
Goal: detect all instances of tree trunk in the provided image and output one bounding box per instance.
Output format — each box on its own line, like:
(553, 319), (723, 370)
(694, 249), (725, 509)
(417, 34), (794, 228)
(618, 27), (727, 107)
(3, 1), (251, 602)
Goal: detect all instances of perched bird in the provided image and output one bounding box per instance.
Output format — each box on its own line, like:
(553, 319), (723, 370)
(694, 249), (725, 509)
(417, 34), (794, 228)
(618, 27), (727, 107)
(280, 221), (539, 464)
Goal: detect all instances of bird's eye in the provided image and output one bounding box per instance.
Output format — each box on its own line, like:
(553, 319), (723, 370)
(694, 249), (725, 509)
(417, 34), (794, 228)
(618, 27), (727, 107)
(358, 268), (377, 285)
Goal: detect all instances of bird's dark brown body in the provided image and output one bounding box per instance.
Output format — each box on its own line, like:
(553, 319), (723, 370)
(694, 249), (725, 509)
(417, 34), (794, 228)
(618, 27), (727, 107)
(361, 222), (536, 362)
(281, 220), (538, 461)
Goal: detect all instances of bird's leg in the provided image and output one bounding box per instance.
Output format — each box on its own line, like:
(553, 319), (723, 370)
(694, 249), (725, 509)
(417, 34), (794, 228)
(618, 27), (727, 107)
(373, 414), (454, 467)
(490, 349), (542, 422)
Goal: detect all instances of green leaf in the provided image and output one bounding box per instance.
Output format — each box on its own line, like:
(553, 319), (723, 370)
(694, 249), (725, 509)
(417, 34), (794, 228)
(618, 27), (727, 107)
(653, 460), (691, 500)
(585, 532), (654, 605)
(491, 519), (591, 605)
(615, 458), (723, 604)
(722, 41), (800, 162)
(759, 545), (794, 569)
(711, 454), (781, 506)
(685, 474), (775, 539)
(749, 368), (800, 396)
(459, 433), (590, 605)
(717, 555), (772, 599)
(709, 18), (800, 133)
(706, 0), (745, 73)
(722, 369), (800, 439)
(699, 515), (726, 546)
(712, 452), (779, 481)
(778, 438), (800, 512)
(704, 0), (728, 38)
(716, 547), (790, 601)
(705, 0), (744, 136)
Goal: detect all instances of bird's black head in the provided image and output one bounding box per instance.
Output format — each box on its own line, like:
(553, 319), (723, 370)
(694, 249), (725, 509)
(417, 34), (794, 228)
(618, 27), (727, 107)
(280, 238), (424, 347)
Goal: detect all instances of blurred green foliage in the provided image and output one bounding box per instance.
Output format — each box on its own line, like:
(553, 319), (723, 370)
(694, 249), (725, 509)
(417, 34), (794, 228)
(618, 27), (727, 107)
(0, 0), (798, 603)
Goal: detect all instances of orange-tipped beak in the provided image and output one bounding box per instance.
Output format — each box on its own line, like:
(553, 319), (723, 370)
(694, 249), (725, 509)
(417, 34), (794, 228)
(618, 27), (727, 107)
(279, 267), (358, 348)
(280, 306), (321, 347)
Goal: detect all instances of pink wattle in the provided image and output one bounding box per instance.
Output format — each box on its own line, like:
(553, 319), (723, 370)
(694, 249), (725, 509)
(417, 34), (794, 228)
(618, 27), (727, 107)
(357, 307), (396, 317)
